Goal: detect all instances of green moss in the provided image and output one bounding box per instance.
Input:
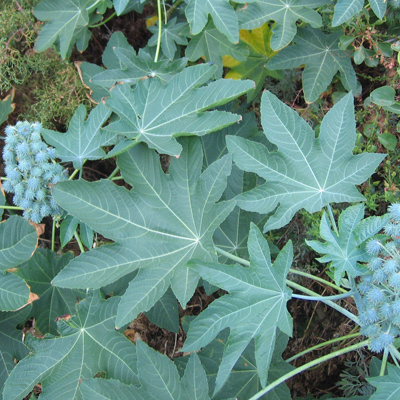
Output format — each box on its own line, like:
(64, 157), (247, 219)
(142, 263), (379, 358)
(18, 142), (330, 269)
(0, 0), (94, 129)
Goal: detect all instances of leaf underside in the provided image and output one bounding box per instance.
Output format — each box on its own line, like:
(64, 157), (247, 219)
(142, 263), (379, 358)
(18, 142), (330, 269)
(183, 224), (293, 393)
(51, 137), (234, 328)
(227, 91), (385, 232)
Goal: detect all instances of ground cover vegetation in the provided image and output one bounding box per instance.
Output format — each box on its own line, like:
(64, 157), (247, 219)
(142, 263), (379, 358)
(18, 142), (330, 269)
(1, 0), (400, 399)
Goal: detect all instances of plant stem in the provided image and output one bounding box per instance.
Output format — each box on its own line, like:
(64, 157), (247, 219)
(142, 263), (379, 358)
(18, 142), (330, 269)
(89, 11), (116, 28)
(247, 339), (369, 400)
(162, 0), (167, 24)
(107, 166), (120, 180)
(69, 160), (86, 180)
(86, 0), (102, 13)
(214, 246), (346, 292)
(51, 219), (56, 252)
(285, 332), (361, 363)
(74, 229), (85, 253)
(214, 246), (358, 321)
(215, 246), (250, 266)
(292, 291), (356, 301)
(326, 204), (339, 236)
(389, 344), (400, 363)
(0, 205), (23, 210)
(287, 280), (359, 324)
(380, 347), (389, 376)
(288, 268), (347, 293)
(166, 0), (184, 20)
(154, 0), (162, 62)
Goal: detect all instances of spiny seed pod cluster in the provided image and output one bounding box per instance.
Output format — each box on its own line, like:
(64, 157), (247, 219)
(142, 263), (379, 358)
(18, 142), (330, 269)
(2, 121), (67, 223)
(355, 203), (400, 353)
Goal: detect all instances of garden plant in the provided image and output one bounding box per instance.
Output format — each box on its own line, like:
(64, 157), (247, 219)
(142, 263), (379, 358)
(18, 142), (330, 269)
(1, 0), (400, 399)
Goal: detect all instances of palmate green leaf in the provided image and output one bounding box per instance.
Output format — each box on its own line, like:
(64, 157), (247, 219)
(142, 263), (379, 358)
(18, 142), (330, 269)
(41, 103), (113, 169)
(51, 137), (235, 328)
(33, 0), (111, 59)
(227, 91), (385, 232)
(177, 327), (292, 400)
(201, 110), (270, 260)
(369, 0), (388, 19)
(16, 249), (86, 335)
(136, 340), (210, 399)
(367, 364), (400, 400)
(306, 204), (391, 285)
(148, 18), (189, 60)
(0, 191), (4, 220)
(112, 0), (146, 15)
(267, 27), (357, 103)
(91, 48), (188, 89)
(0, 306), (31, 395)
(182, 224), (293, 394)
(79, 31), (188, 101)
(80, 378), (142, 400)
(0, 215), (37, 273)
(223, 23), (281, 102)
(103, 64), (254, 156)
(332, 0), (364, 26)
(184, 21), (250, 78)
(145, 288), (179, 333)
(237, 0), (330, 50)
(81, 341), (210, 400)
(0, 90), (15, 125)
(184, 0), (239, 43)
(3, 291), (138, 400)
(0, 216), (37, 311)
(332, 0), (387, 26)
(0, 272), (30, 312)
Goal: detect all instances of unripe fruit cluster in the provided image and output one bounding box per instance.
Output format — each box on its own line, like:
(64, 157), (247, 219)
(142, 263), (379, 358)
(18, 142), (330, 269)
(355, 203), (400, 352)
(2, 121), (67, 223)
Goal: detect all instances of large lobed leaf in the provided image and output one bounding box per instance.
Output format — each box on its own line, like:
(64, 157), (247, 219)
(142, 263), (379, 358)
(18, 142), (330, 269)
(0, 90), (15, 126)
(184, 0), (240, 43)
(332, 0), (387, 26)
(0, 306), (31, 395)
(42, 103), (113, 169)
(267, 27), (357, 103)
(33, 0), (111, 59)
(90, 41), (188, 88)
(367, 363), (400, 400)
(223, 23), (279, 102)
(306, 204), (391, 285)
(182, 224), (293, 394)
(227, 91), (385, 232)
(184, 21), (249, 78)
(0, 216), (38, 311)
(103, 63), (254, 156)
(176, 323), (293, 400)
(201, 109), (270, 261)
(51, 137), (235, 328)
(237, 0), (330, 50)
(3, 291), (138, 400)
(16, 249), (86, 335)
(0, 215), (37, 272)
(81, 340), (210, 399)
(147, 18), (189, 60)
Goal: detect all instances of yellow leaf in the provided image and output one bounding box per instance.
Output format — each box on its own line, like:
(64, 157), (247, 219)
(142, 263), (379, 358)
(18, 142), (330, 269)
(146, 15), (158, 27)
(223, 22), (277, 74)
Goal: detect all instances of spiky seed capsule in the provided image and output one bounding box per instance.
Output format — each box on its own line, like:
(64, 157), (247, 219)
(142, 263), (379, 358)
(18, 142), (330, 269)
(389, 203), (400, 221)
(2, 121), (67, 223)
(368, 257), (383, 271)
(366, 239), (382, 255)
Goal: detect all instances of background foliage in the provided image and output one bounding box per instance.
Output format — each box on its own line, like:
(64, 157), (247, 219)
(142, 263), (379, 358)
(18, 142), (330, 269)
(1, 0), (400, 399)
